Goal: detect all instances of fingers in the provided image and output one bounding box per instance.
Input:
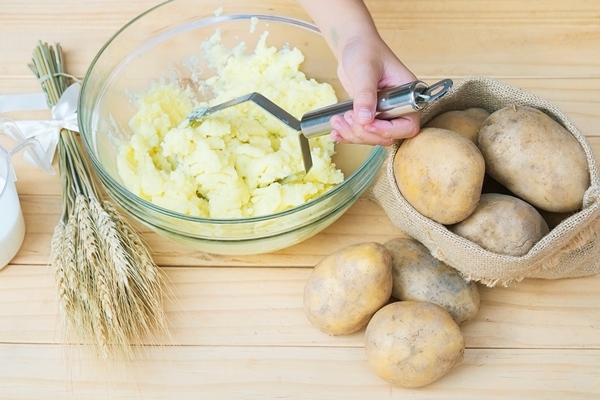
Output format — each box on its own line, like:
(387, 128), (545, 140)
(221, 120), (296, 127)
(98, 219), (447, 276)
(349, 62), (381, 125)
(330, 111), (420, 146)
(366, 113), (421, 140)
(352, 87), (377, 125)
(332, 35), (422, 146)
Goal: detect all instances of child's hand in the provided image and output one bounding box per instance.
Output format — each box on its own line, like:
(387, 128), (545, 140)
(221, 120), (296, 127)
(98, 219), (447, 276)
(297, 0), (421, 146)
(329, 34), (421, 146)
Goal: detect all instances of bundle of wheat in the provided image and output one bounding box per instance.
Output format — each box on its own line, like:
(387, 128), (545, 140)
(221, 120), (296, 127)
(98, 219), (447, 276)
(30, 41), (170, 361)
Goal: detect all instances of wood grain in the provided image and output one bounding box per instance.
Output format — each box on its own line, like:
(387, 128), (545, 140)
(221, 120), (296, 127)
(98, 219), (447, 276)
(1, 0), (600, 398)
(1, 265), (600, 350)
(1, 345), (599, 400)
(1, 1), (600, 91)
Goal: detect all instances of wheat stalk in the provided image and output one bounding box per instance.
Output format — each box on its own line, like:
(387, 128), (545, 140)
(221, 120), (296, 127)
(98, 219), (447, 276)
(30, 41), (170, 361)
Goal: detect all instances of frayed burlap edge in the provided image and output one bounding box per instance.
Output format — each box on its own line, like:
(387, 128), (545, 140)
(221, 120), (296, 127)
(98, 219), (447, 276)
(366, 76), (600, 287)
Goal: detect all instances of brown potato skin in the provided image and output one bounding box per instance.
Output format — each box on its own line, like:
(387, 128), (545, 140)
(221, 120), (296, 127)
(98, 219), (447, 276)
(450, 193), (550, 256)
(393, 127), (485, 225)
(478, 105), (589, 213)
(365, 301), (465, 388)
(303, 242), (393, 335)
(424, 107), (490, 143)
(384, 237), (480, 325)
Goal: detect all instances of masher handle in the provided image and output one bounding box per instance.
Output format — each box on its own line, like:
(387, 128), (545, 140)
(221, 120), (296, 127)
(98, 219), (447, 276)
(299, 78), (453, 139)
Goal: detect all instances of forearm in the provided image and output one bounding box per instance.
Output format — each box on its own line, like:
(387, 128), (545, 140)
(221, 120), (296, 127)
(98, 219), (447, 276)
(297, 0), (421, 145)
(297, 0), (381, 59)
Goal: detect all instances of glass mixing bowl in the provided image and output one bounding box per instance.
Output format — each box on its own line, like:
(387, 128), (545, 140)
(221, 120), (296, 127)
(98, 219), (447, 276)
(78, 0), (386, 255)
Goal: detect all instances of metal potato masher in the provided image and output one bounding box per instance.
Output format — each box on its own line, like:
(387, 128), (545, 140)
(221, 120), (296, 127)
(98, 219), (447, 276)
(184, 78), (453, 183)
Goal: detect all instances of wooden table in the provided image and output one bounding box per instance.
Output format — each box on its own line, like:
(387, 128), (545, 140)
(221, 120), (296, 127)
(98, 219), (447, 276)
(1, 1), (599, 398)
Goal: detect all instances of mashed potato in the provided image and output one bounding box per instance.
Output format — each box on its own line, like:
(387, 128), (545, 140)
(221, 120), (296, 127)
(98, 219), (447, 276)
(117, 28), (344, 218)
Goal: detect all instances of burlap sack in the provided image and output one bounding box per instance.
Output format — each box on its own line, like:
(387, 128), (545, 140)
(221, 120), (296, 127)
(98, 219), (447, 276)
(367, 76), (600, 286)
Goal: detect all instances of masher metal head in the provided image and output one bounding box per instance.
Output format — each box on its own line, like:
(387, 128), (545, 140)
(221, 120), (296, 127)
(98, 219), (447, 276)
(183, 78), (453, 184)
(186, 92), (311, 184)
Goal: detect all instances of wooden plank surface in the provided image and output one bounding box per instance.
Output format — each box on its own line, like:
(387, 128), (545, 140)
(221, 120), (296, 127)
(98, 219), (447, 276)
(1, 265), (600, 350)
(1, 0), (600, 399)
(1, 345), (599, 400)
(1, 1), (600, 89)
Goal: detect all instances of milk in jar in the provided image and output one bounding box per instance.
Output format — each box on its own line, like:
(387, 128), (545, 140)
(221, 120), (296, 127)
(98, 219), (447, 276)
(0, 169), (26, 269)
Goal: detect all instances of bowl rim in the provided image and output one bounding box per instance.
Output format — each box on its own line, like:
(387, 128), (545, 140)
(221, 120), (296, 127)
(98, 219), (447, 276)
(79, 5), (385, 225)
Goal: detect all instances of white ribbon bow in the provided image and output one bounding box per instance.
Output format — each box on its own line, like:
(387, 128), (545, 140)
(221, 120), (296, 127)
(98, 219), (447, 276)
(0, 83), (80, 171)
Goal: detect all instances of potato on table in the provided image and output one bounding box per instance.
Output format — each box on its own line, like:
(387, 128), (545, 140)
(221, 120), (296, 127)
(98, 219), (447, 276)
(393, 127), (485, 225)
(450, 193), (550, 256)
(384, 237), (480, 325)
(365, 301), (465, 387)
(303, 242), (393, 335)
(478, 105), (589, 213)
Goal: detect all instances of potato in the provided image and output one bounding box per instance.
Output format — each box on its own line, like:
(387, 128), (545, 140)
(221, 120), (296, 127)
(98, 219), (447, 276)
(393, 127), (486, 224)
(450, 193), (550, 256)
(478, 105), (589, 212)
(469, 107), (491, 119)
(303, 242), (393, 335)
(424, 107), (490, 143)
(384, 237), (480, 325)
(365, 301), (464, 387)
